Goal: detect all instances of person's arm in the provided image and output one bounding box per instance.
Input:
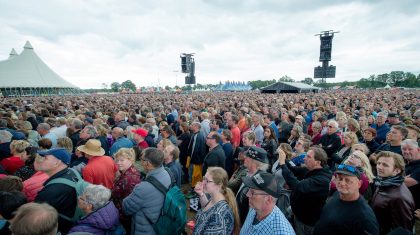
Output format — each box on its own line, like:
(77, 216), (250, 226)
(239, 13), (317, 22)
(404, 176), (418, 187)
(122, 184), (144, 216)
(277, 147), (300, 190)
(390, 196), (415, 230)
(194, 181), (209, 207)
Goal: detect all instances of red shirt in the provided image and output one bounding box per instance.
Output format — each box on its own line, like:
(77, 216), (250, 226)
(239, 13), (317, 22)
(138, 140), (149, 149)
(231, 127), (241, 148)
(0, 156), (24, 174)
(83, 156), (118, 189)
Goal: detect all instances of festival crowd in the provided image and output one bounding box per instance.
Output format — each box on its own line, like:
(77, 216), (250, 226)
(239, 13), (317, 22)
(0, 89), (419, 235)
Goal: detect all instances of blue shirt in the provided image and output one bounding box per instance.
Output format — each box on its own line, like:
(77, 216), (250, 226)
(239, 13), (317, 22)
(371, 123), (390, 144)
(291, 153), (306, 167)
(110, 137), (134, 156)
(240, 207), (295, 235)
(270, 122), (279, 140)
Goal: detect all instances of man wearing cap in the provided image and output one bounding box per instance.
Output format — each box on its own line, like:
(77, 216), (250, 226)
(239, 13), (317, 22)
(279, 146), (332, 235)
(78, 139), (117, 189)
(203, 131), (226, 176)
(388, 112), (405, 127)
(240, 172), (295, 235)
(313, 164), (379, 235)
(132, 128), (149, 150)
(236, 146), (269, 225)
(34, 148), (78, 234)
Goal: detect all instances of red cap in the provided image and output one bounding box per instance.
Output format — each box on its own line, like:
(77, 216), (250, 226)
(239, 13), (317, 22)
(132, 128), (148, 137)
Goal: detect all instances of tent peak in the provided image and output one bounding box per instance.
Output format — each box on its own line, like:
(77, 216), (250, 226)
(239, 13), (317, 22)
(9, 48), (18, 59)
(24, 41), (33, 50)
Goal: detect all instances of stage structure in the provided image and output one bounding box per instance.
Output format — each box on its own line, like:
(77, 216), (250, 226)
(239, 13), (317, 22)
(0, 41), (82, 97)
(314, 30), (339, 84)
(180, 53), (196, 85)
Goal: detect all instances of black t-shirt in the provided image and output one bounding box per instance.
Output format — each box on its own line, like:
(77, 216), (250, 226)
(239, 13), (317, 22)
(406, 159), (420, 209)
(313, 192), (379, 235)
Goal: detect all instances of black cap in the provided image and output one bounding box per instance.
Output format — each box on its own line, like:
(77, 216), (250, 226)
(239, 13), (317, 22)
(388, 112), (399, 118)
(244, 146), (268, 164)
(335, 164), (361, 179)
(242, 172), (279, 198)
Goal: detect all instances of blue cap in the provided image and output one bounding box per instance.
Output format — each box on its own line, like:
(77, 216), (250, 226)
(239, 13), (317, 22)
(38, 148), (71, 165)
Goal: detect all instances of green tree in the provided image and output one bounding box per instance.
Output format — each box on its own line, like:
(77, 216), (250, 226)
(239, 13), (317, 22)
(110, 82), (121, 92)
(121, 80), (136, 91)
(278, 75), (295, 82)
(164, 85), (171, 91)
(301, 77), (313, 85)
(376, 73), (389, 84)
(388, 71), (405, 85)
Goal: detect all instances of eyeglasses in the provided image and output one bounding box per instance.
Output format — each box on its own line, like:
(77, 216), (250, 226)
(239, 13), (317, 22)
(247, 189), (269, 197)
(203, 177), (214, 184)
(337, 164), (357, 173)
(296, 142), (303, 145)
(78, 196), (89, 204)
(206, 136), (215, 140)
(328, 125), (335, 128)
(349, 154), (361, 159)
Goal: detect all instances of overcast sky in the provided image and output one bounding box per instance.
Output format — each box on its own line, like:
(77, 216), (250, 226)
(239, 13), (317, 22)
(1, 0), (419, 89)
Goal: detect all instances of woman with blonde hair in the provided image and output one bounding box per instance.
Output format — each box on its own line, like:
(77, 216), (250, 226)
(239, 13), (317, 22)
(194, 167), (240, 235)
(332, 132), (358, 166)
(0, 140), (31, 175)
(112, 148), (141, 234)
(57, 137), (73, 154)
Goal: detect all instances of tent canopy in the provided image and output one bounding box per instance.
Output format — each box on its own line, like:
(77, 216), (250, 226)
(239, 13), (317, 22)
(0, 41), (77, 88)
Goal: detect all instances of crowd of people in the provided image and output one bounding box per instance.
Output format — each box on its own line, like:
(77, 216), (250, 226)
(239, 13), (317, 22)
(0, 89), (419, 235)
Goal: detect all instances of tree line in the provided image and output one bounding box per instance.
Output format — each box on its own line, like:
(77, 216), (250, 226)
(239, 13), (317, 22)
(84, 71), (419, 93)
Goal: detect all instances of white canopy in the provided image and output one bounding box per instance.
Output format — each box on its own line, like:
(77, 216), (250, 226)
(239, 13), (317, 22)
(0, 41), (77, 88)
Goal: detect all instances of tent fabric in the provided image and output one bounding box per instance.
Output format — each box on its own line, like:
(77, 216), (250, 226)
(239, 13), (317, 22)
(0, 41), (77, 88)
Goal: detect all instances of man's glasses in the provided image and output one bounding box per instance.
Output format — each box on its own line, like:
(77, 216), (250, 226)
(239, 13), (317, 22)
(337, 164), (357, 173)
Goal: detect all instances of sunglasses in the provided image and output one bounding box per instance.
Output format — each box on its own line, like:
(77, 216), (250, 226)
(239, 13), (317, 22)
(337, 164), (357, 173)
(328, 125), (335, 128)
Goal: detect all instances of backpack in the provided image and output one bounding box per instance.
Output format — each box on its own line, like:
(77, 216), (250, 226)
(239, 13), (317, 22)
(46, 168), (90, 222)
(146, 168), (187, 235)
(276, 188), (293, 220)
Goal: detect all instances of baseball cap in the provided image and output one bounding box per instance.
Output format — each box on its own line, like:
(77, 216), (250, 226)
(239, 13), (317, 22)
(242, 172), (279, 198)
(131, 128), (148, 137)
(388, 112), (399, 118)
(335, 164), (361, 179)
(38, 148), (71, 165)
(244, 146), (268, 164)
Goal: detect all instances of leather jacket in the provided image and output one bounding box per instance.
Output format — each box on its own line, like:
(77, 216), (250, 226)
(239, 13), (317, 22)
(370, 183), (415, 235)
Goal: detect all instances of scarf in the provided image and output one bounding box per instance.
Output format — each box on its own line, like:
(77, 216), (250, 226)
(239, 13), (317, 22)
(374, 175), (404, 188)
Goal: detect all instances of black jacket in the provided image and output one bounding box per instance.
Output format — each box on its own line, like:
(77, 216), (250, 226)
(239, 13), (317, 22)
(203, 144), (226, 175)
(319, 132), (342, 164)
(35, 168), (78, 234)
(187, 132), (207, 164)
(282, 165), (332, 226)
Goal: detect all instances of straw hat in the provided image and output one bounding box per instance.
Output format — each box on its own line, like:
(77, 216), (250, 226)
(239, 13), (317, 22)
(77, 139), (105, 156)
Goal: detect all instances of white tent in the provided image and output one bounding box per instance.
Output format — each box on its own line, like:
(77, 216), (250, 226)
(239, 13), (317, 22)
(0, 41), (77, 88)
(0, 41), (81, 96)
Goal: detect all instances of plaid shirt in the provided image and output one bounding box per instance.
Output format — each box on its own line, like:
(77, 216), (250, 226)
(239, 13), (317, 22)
(240, 207), (295, 235)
